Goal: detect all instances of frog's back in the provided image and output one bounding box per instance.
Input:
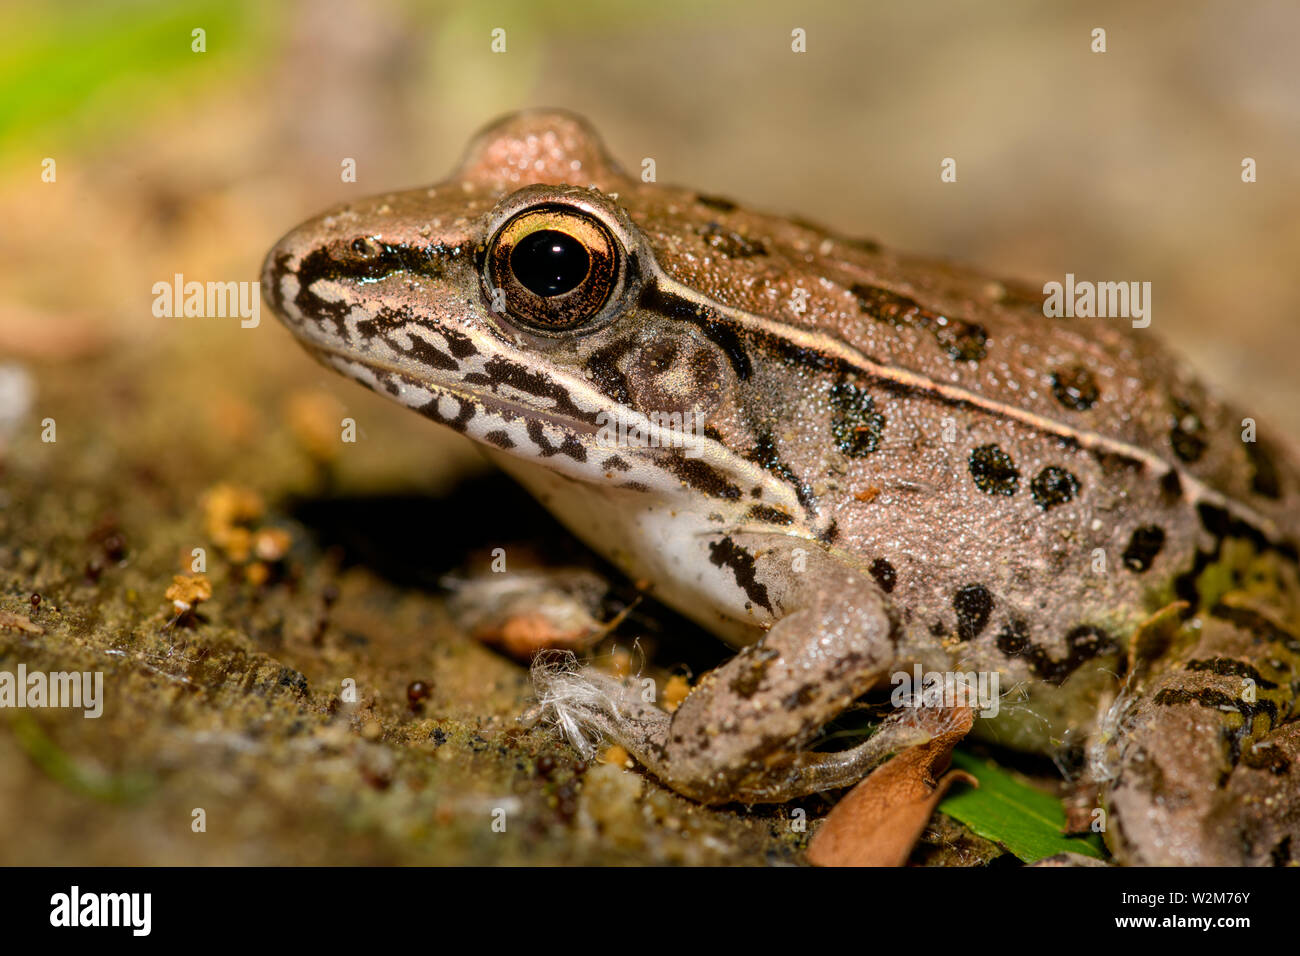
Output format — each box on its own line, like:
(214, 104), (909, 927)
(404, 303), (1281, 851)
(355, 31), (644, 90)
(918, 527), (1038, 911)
(614, 173), (1300, 699)
(627, 181), (1295, 524)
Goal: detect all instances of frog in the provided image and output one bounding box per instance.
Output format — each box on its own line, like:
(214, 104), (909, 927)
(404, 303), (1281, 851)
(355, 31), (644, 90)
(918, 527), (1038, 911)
(262, 109), (1300, 865)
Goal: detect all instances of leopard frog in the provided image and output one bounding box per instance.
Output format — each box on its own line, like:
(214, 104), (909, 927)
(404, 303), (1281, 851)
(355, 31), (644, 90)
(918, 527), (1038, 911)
(263, 110), (1300, 865)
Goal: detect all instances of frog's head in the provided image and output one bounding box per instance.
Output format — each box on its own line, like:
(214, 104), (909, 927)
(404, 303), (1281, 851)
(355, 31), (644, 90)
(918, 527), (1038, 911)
(263, 110), (816, 533)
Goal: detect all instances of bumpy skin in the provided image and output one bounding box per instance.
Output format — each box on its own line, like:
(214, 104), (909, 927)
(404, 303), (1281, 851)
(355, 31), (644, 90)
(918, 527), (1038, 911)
(262, 110), (1300, 862)
(1098, 581), (1300, 865)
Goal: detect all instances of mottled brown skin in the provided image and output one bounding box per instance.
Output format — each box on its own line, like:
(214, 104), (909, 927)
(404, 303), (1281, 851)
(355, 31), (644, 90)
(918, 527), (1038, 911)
(1099, 584), (1300, 865)
(263, 110), (1300, 863)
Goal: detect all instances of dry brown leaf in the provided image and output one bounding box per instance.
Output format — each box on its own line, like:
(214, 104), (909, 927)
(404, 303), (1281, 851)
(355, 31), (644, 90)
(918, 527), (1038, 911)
(807, 706), (976, 867)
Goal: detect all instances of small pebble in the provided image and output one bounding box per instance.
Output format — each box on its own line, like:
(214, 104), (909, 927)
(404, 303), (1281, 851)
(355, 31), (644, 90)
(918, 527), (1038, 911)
(103, 534), (126, 562)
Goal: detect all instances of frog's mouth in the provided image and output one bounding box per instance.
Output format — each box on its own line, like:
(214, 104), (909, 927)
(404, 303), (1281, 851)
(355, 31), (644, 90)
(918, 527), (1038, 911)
(298, 337), (605, 440)
(276, 289), (816, 528)
(287, 331), (814, 529)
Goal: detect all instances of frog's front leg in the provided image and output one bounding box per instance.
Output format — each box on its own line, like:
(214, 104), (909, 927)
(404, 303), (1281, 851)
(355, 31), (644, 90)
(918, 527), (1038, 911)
(533, 535), (932, 804)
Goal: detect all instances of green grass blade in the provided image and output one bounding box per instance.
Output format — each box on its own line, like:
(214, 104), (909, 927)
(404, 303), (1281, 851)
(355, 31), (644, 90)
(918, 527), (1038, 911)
(938, 750), (1107, 863)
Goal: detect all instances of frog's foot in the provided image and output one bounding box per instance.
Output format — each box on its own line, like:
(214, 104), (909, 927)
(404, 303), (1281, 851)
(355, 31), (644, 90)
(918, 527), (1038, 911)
(529, 650), (673, 759)
(531, 550), (925, 804)
(1095, 606), (1300, 865)
(531, 644), (959, 804)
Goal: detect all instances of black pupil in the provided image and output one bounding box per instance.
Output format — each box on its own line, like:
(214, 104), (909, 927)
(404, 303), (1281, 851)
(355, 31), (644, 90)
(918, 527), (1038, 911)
(511, 230), (590, 297)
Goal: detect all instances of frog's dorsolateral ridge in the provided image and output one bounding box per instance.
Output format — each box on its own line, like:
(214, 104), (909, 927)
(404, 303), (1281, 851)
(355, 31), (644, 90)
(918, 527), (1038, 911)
(263, 110), (1300, 865)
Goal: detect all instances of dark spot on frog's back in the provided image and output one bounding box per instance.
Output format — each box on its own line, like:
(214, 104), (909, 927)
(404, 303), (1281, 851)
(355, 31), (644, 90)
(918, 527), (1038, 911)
(708, 536), (772, 613)
(1194, 501), (1279, 553)
(968, 443), (1020, 495)
(1030, 466), (1080, 510)
(869, 558), (896, 594)
(935, 320), (988, 363)
(997, 620), (1119, 685)
(829, 380), (886, 457)
(1056, 625), (1120, 683)
(996, 619), (1030, 656)
(850, 284), (986, 362)
(1050, 366), (1100, 411)
(1158, 469), (1183, 504)
(782, 685), (818, 709)
(484, 430), (514, 450)
(953, 584), (993, 641)
(1122, 524), (1166, 573)
(1169, 397), (1207, 463)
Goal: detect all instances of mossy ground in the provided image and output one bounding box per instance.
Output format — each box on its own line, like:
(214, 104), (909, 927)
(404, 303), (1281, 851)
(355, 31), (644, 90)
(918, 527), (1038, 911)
(0, 325), (821, 864)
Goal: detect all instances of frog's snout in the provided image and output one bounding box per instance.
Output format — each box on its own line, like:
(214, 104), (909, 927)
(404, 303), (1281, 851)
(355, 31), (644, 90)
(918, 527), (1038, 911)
(260, 222), (315, 333)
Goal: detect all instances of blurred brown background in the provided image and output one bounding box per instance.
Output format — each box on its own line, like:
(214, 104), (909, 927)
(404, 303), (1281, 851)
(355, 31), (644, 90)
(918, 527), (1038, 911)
(4, 0), (1296, 431)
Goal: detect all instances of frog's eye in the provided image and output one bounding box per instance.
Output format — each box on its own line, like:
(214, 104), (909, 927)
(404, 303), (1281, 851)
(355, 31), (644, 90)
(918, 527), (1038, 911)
(485, 206), (621, 333)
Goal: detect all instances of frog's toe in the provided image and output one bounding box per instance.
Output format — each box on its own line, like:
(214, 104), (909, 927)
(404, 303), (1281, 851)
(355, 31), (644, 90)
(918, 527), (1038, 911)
(528, 650), (671, 761)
